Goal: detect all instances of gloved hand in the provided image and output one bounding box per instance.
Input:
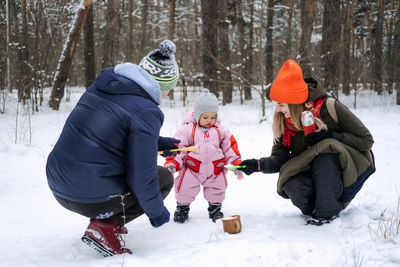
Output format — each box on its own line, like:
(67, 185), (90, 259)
(304, 130), (343, 147)
(158, 137), (181, 157)
(239, 159), (260, 176)
(168, 166), (176, 173)
(149, 207), (170, 228)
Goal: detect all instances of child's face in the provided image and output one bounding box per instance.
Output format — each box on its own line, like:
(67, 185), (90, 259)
(198, 111), (217, 127)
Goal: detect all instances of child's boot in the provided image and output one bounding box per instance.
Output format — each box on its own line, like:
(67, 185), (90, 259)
(173, 203), (190, 223)
(208, 202), (224, 223)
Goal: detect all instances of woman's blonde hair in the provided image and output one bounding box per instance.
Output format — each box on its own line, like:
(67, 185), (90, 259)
(272, 103), (327, 141)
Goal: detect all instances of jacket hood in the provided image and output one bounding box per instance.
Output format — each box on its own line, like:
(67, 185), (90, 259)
(95, 63), (162, 104)
(304, 77), (327, 102)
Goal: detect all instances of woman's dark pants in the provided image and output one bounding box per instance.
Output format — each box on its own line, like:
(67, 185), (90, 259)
(282, 153), (344, 219)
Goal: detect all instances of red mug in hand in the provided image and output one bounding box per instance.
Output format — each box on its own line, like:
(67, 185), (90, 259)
(301, 111), (316, 135)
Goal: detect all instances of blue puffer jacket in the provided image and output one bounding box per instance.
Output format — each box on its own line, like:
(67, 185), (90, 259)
(46, 63), (166, 220)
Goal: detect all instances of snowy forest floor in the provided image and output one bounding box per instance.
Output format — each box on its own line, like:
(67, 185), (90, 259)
(0, 87), (399, 267)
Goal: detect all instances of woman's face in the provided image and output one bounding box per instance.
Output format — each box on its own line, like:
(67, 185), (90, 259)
(198, 111), (217, 127)
(275, 103), (291, 118)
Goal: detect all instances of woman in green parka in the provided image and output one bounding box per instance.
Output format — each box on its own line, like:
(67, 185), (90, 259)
(239, 59), (375, 225)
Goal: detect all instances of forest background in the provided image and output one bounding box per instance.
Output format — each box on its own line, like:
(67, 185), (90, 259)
(1, 0), (399, 113)
(1, 2), (400, 265)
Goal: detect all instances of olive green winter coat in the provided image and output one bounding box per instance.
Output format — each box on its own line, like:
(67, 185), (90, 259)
(260, 79), (375, 206)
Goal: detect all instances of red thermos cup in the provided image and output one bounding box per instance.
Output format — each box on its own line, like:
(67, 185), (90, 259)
(301, 111), (316, 135)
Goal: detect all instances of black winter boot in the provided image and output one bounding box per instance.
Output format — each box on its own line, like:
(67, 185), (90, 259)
(208, 203), (224, 223)
(173, 203), (190, 223)
(306, 213), (339, 226)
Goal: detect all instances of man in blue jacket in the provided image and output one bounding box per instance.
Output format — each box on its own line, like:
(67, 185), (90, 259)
(46, 40), (180, 256)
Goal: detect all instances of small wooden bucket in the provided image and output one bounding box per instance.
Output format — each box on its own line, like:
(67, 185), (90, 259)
(222, 215), (242, 234)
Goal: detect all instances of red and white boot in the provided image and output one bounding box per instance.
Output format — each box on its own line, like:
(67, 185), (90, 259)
(81, 217), (132, 257)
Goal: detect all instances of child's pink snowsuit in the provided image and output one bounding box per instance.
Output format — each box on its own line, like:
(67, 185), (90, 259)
(164, 112), (242, 204)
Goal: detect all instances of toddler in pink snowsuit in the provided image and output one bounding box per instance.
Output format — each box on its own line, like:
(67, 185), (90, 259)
(164, 89), (242, 223)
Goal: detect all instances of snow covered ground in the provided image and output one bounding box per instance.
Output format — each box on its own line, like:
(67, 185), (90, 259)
(0, 87), (399, 267)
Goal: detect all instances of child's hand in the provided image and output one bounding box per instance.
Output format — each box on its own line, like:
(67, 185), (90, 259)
(234, 169), (244, 180)
(167, 166), (176, 173)
(236, 172), (244, 180)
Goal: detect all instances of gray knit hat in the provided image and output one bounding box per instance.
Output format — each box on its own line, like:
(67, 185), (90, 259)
(194, 89), (219, 123)
(139, 40), (179, 91)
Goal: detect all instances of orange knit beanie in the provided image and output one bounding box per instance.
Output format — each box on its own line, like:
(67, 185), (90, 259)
(269, 59), (308, 104)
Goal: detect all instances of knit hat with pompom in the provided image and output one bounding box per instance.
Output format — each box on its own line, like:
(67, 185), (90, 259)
(194, 89), (219, 123)
(139, 40), (179, 91)
(269, 59), (308, 104)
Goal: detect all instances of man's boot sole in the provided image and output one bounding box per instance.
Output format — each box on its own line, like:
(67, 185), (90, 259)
(81, 235), (115, 257)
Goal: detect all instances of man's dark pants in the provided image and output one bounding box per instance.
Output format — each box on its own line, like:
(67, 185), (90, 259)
(54, 166), (174, 225)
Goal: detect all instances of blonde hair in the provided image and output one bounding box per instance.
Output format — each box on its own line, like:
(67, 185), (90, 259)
(272, 103), (327, 141)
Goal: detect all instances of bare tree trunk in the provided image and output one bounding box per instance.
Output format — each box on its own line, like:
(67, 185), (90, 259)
(6, 0), (12, 93)
(372, 0), (384, 95)
(49, 0), (93, 110)
(32, 0), (41, 112)
(244, 0), (255, 100)
(168, 0), (176, 101)
(103, 0), (120, 68)
(365, 0), (373, 88)
(192, 0), (201, 84)
(154, 0), (161, 39)
(141, 0), (149, 56)
(84, 4), (96, 89)
(342, 1), (351, 96)
(350, 0), (356, 95)
(265, 0), (275, 86)
(201, 0), (219, 96)
(168, 0), (175, 40)
(236, 0), (246, 103)
(385, 0), (396, 94)
(321, 0), (341, 97)
(285, 0), (295, 59)
(257, 28), (266, 119)
(127, 0), (134, 62)
(19, 0), (31, 103)
(394, 2), (400, 105)
(299, 0), (316, 77)
(218, 0), (232, 104)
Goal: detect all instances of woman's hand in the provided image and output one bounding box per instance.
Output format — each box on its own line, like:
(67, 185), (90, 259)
(239, 159), (260, 176)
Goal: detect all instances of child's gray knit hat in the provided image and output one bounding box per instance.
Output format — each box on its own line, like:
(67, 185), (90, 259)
(194, 89), (219, 123)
